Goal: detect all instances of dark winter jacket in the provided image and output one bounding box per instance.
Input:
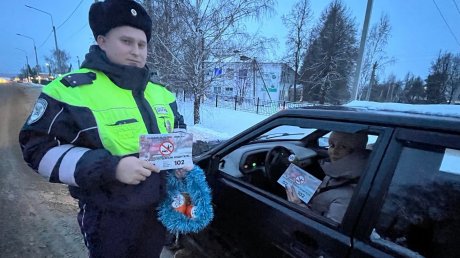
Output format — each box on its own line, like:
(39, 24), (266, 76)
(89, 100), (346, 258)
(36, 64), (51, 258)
(19, 45), (186, 210)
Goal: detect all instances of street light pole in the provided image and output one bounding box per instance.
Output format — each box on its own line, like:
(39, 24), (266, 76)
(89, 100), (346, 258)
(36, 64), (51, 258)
(351, 0), (373, 101)
(46, 63), (52, 77)
(252, 59), (256, 99)
(15, 48), (30, 81)
(25, 4), (61, 74)
(240, 55), (257, 99)
(16, 33), (39, 71)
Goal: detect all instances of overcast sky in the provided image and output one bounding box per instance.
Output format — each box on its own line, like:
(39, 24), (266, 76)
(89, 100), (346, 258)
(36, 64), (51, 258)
(1, 0), (459, 79)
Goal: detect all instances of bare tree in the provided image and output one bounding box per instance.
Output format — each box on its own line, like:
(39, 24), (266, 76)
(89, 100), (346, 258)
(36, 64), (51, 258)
(358, 14), (394, 100)
(281, 0), (312, 101)
(383, 74), (402, 102)
(144, 0), (274, 124)
(426, 52), (451, 104)
(44, 49), (71, 75)
(448, 53), (460, 104)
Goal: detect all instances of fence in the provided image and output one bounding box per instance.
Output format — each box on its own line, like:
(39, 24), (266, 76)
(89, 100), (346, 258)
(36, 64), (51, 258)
(176, 93), (313, 116)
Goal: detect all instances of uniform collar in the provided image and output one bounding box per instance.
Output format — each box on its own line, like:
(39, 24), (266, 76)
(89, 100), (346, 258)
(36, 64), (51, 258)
(81, 45), (150, 92)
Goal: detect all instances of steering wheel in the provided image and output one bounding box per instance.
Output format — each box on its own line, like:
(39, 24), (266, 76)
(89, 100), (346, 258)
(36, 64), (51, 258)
(264, 146), (293, 186)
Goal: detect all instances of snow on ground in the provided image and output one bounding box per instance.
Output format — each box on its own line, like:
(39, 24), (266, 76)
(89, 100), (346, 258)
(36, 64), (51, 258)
(177, 100), (269, 142)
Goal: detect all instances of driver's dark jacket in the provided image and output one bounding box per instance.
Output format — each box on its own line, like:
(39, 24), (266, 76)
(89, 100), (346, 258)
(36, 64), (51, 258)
(19, 45), (186, 210)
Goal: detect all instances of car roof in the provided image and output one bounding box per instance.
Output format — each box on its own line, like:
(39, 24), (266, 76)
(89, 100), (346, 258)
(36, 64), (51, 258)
(276, 104), (460, 134)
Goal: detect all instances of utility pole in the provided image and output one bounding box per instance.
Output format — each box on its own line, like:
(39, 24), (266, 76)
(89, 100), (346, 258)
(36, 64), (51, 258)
(253, 59), (271, 101)
(26, 5), (61, 74)
(252, 59), (256, 99)
(240, 55), (258, 99)
(46, 63), (52, 77)
(16, 48), (30, 81)
(16, 33), (39, 71)
(351, 0), (373, 100)
(77, 56), (81, 68)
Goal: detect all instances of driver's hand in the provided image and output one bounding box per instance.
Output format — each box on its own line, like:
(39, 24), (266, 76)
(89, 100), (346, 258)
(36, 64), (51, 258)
(286, 185), (303, 205)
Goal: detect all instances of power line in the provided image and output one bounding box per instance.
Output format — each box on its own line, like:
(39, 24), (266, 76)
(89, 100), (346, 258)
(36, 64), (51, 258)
(65, 23), (88, 41)
(57, 0), (85, 30)
(36, 1), (85, 52)
(38, 30), (53, 49)
(453, 0), (460, 16)
(432, 0), (460, 47)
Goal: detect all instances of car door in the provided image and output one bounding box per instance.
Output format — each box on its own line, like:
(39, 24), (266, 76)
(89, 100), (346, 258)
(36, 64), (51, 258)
(350, 128), (460, 258)
(196, 115), (394, 257)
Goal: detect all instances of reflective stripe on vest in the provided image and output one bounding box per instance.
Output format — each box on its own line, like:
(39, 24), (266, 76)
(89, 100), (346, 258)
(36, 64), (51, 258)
(43, 68), (176, 156)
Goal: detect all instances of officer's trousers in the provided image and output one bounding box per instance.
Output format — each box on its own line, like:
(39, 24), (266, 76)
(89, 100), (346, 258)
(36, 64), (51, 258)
(77, 202), (166, 258)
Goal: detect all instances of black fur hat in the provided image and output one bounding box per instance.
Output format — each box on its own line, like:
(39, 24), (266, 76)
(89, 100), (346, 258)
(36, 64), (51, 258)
(89, 0), (152, 42)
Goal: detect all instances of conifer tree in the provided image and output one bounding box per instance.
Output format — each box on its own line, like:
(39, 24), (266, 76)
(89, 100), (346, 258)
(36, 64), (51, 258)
(299, 0), (358, 104)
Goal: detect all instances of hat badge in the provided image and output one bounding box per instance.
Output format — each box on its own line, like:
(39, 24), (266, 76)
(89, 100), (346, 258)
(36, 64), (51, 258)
(131, 8), (137, 16)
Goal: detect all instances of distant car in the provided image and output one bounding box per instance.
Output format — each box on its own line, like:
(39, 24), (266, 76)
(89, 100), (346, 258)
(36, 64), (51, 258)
(186, 105), (460, 258)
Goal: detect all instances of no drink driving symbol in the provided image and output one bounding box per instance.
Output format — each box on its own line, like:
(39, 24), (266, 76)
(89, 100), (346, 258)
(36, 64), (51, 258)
(159, 140), (174, 157)
(295, 176), (305, 185)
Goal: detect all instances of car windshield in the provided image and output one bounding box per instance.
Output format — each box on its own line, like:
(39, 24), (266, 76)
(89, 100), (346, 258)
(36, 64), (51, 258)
(252, 125), (314, 141)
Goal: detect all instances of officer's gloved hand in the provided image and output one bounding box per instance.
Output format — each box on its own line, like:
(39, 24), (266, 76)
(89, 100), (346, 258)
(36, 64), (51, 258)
(115, 156), (160, 185)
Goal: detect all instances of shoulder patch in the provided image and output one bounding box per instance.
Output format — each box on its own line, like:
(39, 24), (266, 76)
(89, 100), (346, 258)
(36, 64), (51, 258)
(60, 72), (96, 87)
(27, 98), (48, 125)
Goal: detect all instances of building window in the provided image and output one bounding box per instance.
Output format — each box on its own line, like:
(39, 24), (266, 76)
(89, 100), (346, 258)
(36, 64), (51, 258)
(226, 68), (234, 79)
(238, 69), (248, 79)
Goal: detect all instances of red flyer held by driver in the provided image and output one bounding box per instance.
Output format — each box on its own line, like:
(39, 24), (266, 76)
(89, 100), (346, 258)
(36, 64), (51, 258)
(139, 132), (193, 170)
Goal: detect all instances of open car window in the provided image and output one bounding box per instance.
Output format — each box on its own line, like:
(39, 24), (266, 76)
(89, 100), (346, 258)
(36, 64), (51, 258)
(218, 119), (381, 226)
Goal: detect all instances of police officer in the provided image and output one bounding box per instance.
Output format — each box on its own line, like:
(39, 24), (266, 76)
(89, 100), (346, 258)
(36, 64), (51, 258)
(19, 0), (186, 257)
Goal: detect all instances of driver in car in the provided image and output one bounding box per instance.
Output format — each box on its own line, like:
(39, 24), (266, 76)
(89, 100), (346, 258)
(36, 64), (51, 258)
(286, 131), (369, 223)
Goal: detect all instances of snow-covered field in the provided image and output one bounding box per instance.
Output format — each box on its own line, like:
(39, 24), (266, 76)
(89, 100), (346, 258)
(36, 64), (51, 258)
(177, 100), (269, 142)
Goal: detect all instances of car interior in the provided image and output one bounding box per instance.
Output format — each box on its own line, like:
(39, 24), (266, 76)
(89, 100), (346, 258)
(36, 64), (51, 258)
(218, 125), (376, 206)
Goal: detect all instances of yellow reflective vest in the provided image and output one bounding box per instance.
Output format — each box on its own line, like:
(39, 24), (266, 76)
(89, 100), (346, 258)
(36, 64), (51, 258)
(20, 68), (185, 209)
(41, 68), (182, 156)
